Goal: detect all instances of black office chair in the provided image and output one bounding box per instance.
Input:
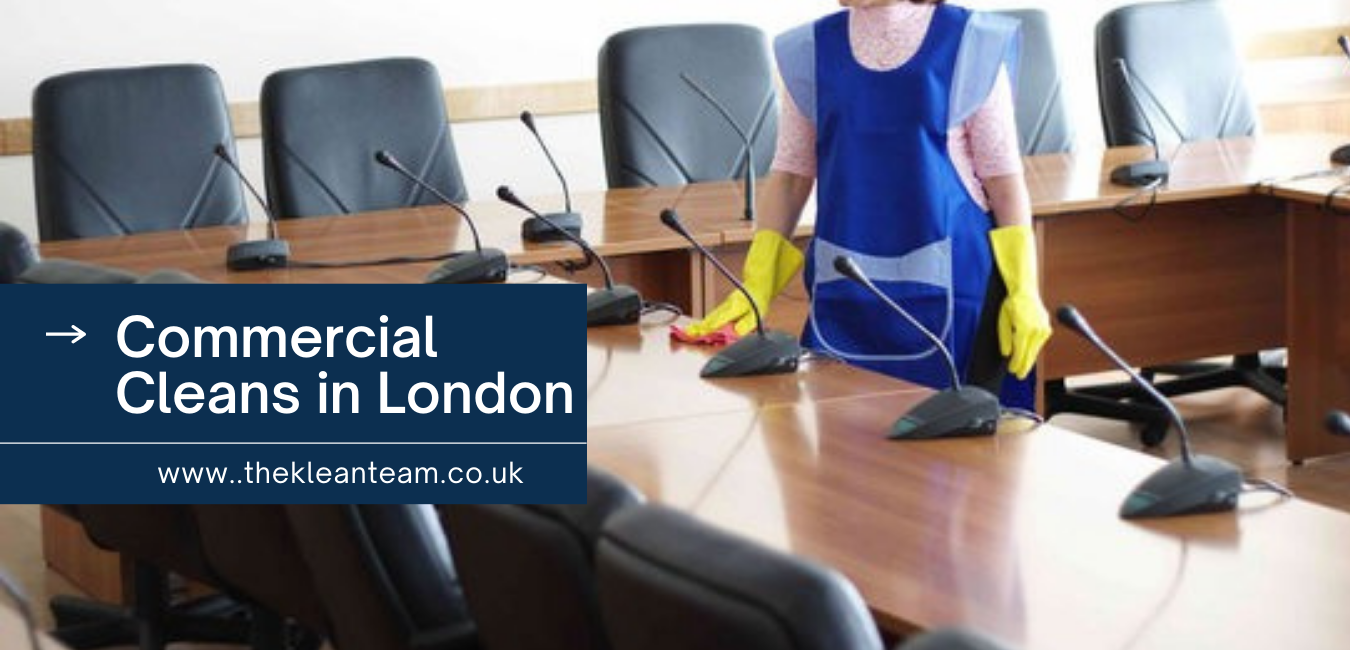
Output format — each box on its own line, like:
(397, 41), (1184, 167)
(0, 223), (38, 283)
(284, 505), (476, 650)
(598, 24), (777, 189)
(441, 467), (643, 650)
(996, 9), (1074, 156)
(194, 506), (327, 650)
(31, 64), (248, 241)
(260, 58), (468, 219)
(50, 506), (251, 650)
(597, 505), (1015, 650)
(1066, 0), (1284, 444)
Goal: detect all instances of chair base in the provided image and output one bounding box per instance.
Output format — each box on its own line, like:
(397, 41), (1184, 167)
(1047, 353), (1285, 447)
(51, 563), (251, 650)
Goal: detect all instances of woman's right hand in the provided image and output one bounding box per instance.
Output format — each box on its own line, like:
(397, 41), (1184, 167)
(685, 229), (804, 337)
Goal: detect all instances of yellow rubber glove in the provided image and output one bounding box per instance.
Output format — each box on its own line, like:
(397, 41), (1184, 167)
(686, 229), (804, 337)
(989, 224), (1052, 379)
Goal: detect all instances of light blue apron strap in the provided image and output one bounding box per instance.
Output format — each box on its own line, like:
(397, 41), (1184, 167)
(774, 23), (817, 126)
(948, 11), (1021, 129)
(813, 237), (952, 290)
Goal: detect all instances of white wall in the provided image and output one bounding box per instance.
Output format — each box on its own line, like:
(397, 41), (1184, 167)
(2, 0), (1347, 241)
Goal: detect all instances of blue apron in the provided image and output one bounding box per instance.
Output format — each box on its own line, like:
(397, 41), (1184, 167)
(778, 7), (1033, 408)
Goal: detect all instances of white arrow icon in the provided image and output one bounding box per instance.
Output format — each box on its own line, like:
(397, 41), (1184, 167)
(46, 325), (86, 344)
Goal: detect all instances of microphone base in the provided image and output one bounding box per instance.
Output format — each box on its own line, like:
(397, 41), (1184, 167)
(425, 248), (509, 284)
(700, 330), (801, 378)
(587, 285), (643, 327)
(1119, 455), (1242, 519)
(1109, 159), (1170, 187)
(226, 239), (291, 271)
(889, 386), (1001, 440)
(522, 212), (583, 243)
(1332, 144), (1350, 166)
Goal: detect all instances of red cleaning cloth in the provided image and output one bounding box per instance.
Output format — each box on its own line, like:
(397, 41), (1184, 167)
(670, 323), (740, 346)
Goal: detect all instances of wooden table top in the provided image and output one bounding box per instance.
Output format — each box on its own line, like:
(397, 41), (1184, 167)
(0, 604), (51, 650)
(587, 315), (923, 429)
(36, 133), (1348, 281)
(36, 182), (749, 283)
(588, 395), (1350, 650)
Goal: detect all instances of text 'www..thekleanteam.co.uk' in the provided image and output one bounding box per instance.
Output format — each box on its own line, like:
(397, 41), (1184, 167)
(156, 462), (524, 485)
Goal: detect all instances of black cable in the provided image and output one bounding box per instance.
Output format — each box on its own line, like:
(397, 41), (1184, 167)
(286, 251), (460, 269)
(1000, 406), (1045, 429)
(1321, 179), (1350, 216)
(1112, 174), (1163, 223)
(640, 301), (683, 320)
(508, 264), (548, 282)
(1242, 477), (1294, 499)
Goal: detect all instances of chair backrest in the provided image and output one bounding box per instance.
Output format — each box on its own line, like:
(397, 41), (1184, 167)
(442, 467), (643, 650)
(1095, 0), (1256, 147)
(598, 24), (777, 189)
(0, 223), (37, 283)
(193, 506), (327, 633)
(596, 505), (882, 650)
(31, 65), (247, 241)
(261, 58), (467, 219)
(284, 505), (474, 650)
(994, 9), (1074, 155)
(76, 506), (217, 585)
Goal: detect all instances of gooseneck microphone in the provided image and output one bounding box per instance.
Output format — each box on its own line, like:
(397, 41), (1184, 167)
(680, 72), (757, 221)
(660, 209), (800, 377)
(498, 185), (642, 327)
(1327, 410), (1350, 437)
(1331, 36), (1350, 166)
(518, 111), (583, 243)
(1057, 304), (1243, 519)
(374, 150), (507, 284)
(1108, 58), (1173, 187)
(214, 144), (291, 270)
(833, 256), (1000, 440)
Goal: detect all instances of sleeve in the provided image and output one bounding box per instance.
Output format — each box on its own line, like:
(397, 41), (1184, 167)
(774, 23), (817, 126)
(948, 11), (1021, 130)
(965, 66), (1023, 179)
(771, 22), (819, 178)
(771, 93), (818, 178)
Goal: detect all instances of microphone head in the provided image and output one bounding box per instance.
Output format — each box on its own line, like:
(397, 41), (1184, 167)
(659, 208), (684, 231)
(1055, 304), (1090, 336)
(496, 185), (520, 205)
(1340, 34), (1350, 60)
(520, 110), (536, 131)
(213, 143), (230, 160)
(832, 255), (862, 282)
(373, 150), (398, 168)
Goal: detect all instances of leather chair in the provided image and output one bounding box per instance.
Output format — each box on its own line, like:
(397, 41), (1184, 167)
(598, 24), (777, 189)
(596, 505), (1014, 650)
(50, 506), (250, 650)
(284, 505), (476, 650)
(995, 9), (1073, 156)
(31, 65), (248, 241)
(1072, 0), (1283, 444)
(0, 223), (38, 283)
(441, 467), (643, 650)
(260, 58), (468, 219)
(194, 506), (327, 650)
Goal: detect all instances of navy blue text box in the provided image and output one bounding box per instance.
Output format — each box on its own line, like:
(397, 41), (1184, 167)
(0, 284), (585, 503)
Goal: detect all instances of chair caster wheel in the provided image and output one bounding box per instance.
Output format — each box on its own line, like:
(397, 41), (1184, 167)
(1139, 420), (1169, 448)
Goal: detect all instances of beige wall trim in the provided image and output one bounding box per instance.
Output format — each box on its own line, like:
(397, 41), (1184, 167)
(0, 78), (598, 157)
(1244, 25), (1350, 61)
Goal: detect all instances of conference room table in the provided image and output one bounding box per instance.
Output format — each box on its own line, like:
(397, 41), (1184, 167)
(586, 315), (1350, 650)
(0, 602), (50, 650)
(36, 132), (1350, 462)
